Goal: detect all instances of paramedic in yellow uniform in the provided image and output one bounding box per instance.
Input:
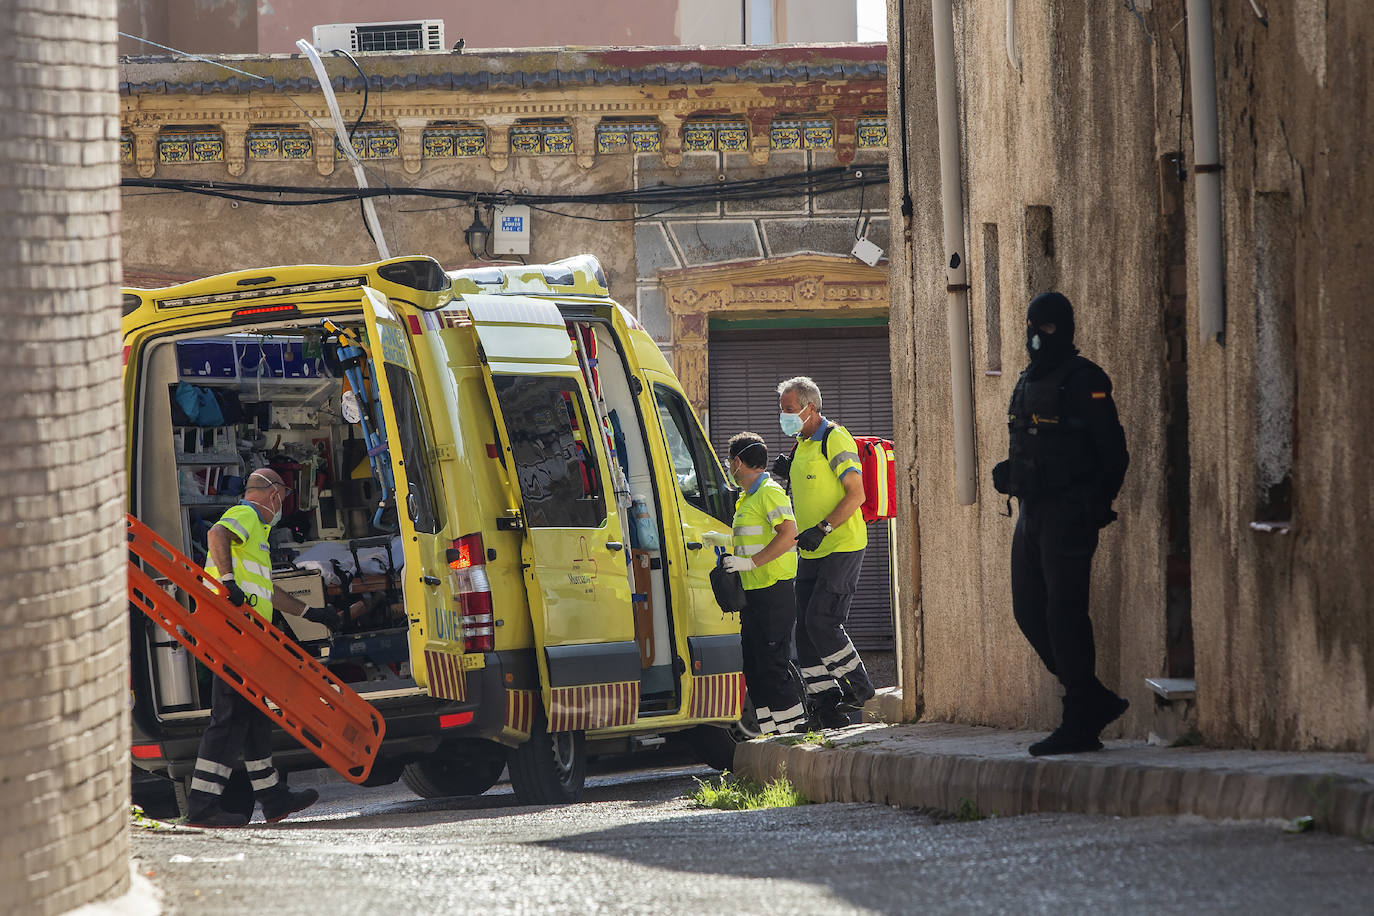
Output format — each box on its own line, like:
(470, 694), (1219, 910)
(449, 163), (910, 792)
(722, 433), (807, 736)
(185, 469), (337, 828)
(774, 377), (876, 729)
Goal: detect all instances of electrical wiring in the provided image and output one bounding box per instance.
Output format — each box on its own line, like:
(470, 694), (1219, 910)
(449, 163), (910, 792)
(122, 165), (887, 218)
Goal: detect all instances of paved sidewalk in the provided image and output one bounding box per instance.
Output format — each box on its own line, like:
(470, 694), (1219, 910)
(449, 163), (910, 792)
(734, 696), (1374, 840)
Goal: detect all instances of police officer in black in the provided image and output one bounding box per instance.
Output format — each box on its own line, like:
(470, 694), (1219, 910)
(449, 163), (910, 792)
(993, 291), (1130, 756)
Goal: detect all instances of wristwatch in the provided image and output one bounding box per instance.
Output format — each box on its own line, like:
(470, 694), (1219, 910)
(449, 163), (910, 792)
(818, 520), (834, 534)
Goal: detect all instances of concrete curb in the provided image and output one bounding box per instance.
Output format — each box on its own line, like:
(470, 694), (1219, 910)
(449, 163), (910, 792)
(734, 723), (1374, 841)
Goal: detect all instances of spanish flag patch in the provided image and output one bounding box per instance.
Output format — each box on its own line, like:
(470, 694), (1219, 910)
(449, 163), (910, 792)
(1091, 391), (1108, 399)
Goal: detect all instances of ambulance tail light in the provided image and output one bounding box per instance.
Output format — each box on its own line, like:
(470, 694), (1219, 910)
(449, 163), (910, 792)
(131, 743), (163, 760)
(447, 533), (494, 652)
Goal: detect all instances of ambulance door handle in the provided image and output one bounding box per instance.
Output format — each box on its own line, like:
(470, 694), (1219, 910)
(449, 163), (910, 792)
(420, 575), (441, 586)
(685, 541), (703, 550)
(605, 541), (624, 552)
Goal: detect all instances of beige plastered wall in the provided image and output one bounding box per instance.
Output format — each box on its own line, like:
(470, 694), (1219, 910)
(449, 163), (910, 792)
(888, 0), (1372, 752)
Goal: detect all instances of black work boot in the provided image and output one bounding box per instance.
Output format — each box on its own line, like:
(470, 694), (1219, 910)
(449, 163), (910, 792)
(261, 788), (319, 824)
(1085, 687), (1130, 736)
(186, 804), (250, 828)
(1028, 724), (1103, 756)
(807, 705), (857, 730)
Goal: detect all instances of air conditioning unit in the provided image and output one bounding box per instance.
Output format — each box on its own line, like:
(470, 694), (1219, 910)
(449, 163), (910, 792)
(311, 20), (445, 53)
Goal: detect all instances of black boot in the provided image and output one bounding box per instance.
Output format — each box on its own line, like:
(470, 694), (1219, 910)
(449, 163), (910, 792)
(1084, 686), (1130, 736)
(1028, 724), (1103, 756)
(261, 788), (319, 824)
(186, 803), (250, 828)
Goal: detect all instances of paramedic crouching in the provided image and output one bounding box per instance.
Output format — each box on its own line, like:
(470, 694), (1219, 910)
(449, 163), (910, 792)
(186, 469), (340, 828)
(773, 376), (875, 729)
(722, 433), (807, 736)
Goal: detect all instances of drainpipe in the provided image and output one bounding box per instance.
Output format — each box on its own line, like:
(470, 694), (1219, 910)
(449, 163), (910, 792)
(1006, 0), (1021, 72)
(296, 39), (391, 261)
(931, 0), (977, 505)
(1185, 0), (1224, 343)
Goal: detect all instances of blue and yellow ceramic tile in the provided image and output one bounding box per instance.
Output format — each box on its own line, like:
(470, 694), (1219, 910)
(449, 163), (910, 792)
(770, 119), (802, 150)
(682, 121), (715, 152)
(630, 124), (661, 152)
(280, 131), (312, 159)
(453, 128), (485, 156)
(510, 128), (542, 154)
(368, 131), (399, 158)
(422, 130), (455, 157)
(191, 134), (224, 162)
(857, 117), (888, 148)
(597, 125), (630, 154)
(717, 121), (749, 152)
(803, 119), (834, 150)
(542, 125), (574, 154)
(246, 130), (279, 160)
(119, 134), (133, 165)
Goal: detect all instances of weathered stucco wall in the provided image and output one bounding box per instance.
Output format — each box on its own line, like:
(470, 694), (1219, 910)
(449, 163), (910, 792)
(1187, 1), (1373, 751)
(889, 0), (1372, 752)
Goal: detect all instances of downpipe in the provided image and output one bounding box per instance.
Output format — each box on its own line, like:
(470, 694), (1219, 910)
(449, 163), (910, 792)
(931, 0), (978, 505)
(1185, 0), (1224, 343)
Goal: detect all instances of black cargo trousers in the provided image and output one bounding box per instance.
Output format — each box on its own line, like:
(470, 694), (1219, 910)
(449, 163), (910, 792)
(741, 578), (806, 735)
(1010, 487), (1108, 706)
(186, 673), (291, 819)
(794, 548), (875, 712)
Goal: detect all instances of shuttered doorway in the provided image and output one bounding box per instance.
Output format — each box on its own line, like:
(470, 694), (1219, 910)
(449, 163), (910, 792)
(707, 325), (894, 651)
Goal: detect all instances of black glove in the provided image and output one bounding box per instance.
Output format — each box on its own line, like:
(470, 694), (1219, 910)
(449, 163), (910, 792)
(771, 453), (792, 482)
(303, 606), (341, 630)
(220, 577), (247, 607)
(796, 524), (828, 552)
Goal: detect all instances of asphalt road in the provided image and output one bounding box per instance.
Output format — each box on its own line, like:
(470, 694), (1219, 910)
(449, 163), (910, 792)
(132, 761), (1374, 915)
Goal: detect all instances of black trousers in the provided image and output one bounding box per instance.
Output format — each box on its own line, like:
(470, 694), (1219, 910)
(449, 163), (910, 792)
(741, 579), (806, 734)
(1010, 492), (1103, 701)
(795, 548), (874, 710)
(186, 673), (287, 817)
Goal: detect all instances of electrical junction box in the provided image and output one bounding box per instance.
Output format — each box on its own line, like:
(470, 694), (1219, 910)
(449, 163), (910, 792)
(493, 205), (531, 255)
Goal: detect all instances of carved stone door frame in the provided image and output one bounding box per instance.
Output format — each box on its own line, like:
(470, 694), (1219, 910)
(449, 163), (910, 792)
(658, 254), (889, 413)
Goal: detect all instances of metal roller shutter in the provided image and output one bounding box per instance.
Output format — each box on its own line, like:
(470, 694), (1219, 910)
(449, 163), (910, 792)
(708, 327), (894, 650)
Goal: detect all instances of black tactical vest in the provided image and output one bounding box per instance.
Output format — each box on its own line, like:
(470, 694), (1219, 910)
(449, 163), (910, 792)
(1003, 356), (1099, 495)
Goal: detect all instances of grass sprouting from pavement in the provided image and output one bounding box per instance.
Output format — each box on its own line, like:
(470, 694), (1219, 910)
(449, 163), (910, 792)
(772, 731), (836, 748)
(689, 769), (809, 810)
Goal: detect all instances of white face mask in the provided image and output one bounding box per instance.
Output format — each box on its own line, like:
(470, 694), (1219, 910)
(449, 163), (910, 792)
(780, 409), (805, 437)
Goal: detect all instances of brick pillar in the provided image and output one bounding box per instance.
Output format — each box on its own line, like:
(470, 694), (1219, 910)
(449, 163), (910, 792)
(0, 2), (129, 913)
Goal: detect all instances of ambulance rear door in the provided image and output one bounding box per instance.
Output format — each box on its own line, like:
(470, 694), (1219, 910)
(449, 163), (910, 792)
(464, 293), (641, 732)
(358, 289), (454, 695)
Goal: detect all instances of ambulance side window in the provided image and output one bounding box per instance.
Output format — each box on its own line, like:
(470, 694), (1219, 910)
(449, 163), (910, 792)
(492, 375), (607, 529)
(652, 384), (732, 523)
(383, 364), (444, 535)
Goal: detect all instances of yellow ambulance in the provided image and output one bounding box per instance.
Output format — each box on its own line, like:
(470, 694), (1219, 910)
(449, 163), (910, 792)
(124, 254), (750, 806)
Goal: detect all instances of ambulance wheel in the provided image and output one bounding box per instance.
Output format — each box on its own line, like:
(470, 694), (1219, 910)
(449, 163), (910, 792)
(401, 741), (507, 799)
(506, 710), (585, 805)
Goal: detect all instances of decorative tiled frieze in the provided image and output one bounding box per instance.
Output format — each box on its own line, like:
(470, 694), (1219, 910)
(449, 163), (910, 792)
(856, 116), (888, 148)
(771, 118), (835, 150)
(246, 128), (314, 161)
(682, 119), (750, 153)
(158, 128), (224, 164)
(597, 120), (662, 154)
(511, 119), (574, 155)
(422, 124), (486, 158)
(335, 127), (400, 159)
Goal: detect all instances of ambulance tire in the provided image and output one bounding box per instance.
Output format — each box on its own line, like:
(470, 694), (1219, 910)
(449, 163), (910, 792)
(506, 710), (586, 806)
(401, 741), (507, 799)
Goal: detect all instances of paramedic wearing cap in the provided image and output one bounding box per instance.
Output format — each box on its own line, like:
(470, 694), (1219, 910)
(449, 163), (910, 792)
(722, 432), (807, 736)
(992, 291), (1130, 757)
(185, 469), (338, 828)
(776, 377), (875, 728)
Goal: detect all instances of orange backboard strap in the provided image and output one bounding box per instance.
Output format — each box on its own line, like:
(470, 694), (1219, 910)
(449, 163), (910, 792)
(125, 513), (385, 784)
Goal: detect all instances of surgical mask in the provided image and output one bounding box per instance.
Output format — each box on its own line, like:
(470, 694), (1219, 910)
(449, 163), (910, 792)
(726, 461), (739, 488)
(780, 410), (804, 437)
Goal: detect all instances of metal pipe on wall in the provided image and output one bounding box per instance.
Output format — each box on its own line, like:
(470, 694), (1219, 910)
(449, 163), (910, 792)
(1185, 0), (1225, 343)
(1006, 0), (1021, 72)
(931, 0), (978, 505)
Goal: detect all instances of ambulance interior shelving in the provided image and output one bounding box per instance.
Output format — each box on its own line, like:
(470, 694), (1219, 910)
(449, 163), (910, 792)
(133, 305), (703, 726)
(135, 319), (422, 720)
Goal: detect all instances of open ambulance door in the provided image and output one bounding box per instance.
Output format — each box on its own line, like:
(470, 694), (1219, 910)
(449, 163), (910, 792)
(642, 370), (746, 722)
(464, 294), (641, 732)
(357, 289), (455, 696)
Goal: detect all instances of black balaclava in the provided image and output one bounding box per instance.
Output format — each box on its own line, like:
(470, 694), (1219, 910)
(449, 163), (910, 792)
(1025, 291), (1078, 375)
